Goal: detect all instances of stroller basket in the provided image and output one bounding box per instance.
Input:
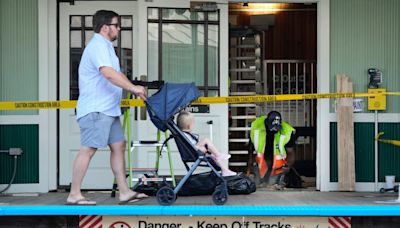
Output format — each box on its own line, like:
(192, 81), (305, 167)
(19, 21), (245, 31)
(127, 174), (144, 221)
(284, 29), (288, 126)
(146, 83), (228, 205)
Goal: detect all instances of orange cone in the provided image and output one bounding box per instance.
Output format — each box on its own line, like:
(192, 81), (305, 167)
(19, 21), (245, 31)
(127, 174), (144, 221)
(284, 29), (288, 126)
(256, 153), (268, 178)
(271, 154), (287, 176)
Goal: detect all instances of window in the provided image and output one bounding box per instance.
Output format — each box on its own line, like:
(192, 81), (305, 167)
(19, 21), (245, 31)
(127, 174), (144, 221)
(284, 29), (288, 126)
(148, 8), (220, 96)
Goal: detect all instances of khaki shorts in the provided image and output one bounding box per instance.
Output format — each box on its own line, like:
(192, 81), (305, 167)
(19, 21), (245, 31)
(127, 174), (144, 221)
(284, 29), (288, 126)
(78, 112), (125, 148)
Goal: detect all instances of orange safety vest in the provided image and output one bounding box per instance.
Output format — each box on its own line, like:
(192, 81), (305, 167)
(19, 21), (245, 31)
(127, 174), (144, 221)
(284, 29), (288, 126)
(251, 118), (295, 177)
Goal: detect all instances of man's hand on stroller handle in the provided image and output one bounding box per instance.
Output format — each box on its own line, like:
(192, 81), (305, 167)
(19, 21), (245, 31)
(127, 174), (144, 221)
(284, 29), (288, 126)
(132, 85), (147, 101)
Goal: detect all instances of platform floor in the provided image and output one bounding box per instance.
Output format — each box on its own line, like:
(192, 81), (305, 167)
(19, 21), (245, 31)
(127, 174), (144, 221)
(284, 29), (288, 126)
(1, 187), (400, 228)
(1, 187), (400, 206)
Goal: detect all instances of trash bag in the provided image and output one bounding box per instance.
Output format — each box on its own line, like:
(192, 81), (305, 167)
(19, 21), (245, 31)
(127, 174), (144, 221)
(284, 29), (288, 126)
(178, 172), (219, 196)
(226, 173), (256, 195)
(284, 167), (303, 188)
(177, 172), (257, 196)
(133, 179), (170, 196)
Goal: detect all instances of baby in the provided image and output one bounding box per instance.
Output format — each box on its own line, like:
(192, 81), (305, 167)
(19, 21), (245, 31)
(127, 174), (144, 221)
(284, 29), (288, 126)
(177, 111), (237, 177)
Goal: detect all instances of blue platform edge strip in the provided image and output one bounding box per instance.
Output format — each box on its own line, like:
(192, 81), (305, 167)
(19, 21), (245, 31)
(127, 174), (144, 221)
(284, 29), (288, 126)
(1, 205), (400, 216)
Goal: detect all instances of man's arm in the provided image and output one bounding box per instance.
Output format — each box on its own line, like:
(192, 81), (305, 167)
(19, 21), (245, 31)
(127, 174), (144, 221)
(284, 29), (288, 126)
(286, 146), (295, 167)
(247, 138), (255, 174)
(100, 66), (147, 100)
(284, 133), (296, 169)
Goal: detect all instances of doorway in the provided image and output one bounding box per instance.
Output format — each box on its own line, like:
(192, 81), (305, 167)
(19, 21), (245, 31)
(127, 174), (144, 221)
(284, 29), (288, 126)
(58, 1), (137, 189)
(227, 2), (317, 187)
(56, 0), (227, 190)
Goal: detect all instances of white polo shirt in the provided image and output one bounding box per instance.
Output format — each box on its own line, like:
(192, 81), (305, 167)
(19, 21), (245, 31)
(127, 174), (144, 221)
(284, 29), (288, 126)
(76, 33), (122, 119)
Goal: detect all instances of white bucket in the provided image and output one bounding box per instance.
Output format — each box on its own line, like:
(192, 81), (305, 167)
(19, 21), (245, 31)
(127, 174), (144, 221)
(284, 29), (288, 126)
(385, 175), (396, 189)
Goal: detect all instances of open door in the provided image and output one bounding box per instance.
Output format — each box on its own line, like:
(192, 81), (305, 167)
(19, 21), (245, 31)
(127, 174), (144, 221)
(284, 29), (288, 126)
(59, 1), (137, 189)
(228, 2), (317, 187)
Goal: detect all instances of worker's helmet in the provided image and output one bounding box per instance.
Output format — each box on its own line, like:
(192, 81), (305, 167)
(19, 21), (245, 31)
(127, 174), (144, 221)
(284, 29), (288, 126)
(265, 111), (282, 132)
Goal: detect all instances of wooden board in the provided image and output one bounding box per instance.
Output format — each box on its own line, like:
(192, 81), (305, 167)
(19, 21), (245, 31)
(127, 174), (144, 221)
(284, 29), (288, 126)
(336, 74), (355, 191)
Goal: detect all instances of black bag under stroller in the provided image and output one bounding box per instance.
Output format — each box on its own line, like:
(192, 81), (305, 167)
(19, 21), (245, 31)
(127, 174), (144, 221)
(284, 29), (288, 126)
(146, 83), (229, 205)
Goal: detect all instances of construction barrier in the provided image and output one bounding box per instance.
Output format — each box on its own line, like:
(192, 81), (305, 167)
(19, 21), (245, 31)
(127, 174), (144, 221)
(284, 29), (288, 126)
(0, 91), (399, 110)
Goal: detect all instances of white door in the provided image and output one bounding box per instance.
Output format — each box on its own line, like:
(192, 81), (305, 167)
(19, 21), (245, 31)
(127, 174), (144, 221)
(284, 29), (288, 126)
(59, 0), (230, 188)
(59, 1), (137, 189)
(132, 0), (230, 176)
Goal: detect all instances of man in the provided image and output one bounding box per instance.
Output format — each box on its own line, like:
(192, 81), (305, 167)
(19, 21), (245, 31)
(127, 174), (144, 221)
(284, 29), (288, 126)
(66, 10), (148, 205)
(250, 111), (296, 189)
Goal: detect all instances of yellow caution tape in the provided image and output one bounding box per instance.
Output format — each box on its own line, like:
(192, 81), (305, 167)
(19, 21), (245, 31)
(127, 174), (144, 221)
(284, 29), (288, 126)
(0, 99), (144, 110)
(0, 100), (76, 110)
(193, 92), (370, 104)
(0, 91), (398, 110)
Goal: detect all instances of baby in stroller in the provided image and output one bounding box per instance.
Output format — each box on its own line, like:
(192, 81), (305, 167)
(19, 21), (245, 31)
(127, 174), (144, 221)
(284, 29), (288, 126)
(177, 111), (237, 177)
(146, 82), (230, 205)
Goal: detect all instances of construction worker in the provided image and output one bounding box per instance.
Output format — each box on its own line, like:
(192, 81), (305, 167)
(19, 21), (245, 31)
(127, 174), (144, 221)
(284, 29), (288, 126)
(249, 111), (296, 189)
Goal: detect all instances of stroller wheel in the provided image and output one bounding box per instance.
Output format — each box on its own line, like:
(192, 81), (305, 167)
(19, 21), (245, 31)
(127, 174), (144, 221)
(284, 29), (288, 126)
(395, 185), (399, 193)
(212, 189), (228, 205)
(379, 188), (386, 193)
(156, 186), (176, 206)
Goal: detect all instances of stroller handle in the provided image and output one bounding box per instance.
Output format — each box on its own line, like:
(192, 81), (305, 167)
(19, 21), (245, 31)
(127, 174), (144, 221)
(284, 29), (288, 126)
(130, 79), (164, 90)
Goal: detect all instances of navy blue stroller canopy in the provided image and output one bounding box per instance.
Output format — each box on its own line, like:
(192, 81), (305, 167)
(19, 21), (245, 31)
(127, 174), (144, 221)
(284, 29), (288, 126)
(146, 83), (200, 132)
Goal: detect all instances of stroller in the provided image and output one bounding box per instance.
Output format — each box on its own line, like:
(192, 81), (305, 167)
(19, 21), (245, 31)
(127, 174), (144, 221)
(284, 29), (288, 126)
(146, 83), (228, 205)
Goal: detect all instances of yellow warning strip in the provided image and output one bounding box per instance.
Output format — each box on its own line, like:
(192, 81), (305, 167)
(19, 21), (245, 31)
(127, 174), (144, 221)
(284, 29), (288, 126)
(0, 91), (398, 110)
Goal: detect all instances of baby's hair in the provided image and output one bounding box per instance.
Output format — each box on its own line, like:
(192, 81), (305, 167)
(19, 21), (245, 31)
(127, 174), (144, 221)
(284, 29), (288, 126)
(177, 110), (193, 130)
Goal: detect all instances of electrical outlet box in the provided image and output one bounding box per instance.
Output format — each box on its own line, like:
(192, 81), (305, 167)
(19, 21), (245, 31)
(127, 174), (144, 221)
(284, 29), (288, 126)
(368, 88), (386, 111)
(9, 148), (23, 156)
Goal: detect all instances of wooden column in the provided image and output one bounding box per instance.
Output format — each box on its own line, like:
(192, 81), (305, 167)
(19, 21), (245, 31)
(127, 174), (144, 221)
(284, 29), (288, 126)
(336, 74), (355, 191)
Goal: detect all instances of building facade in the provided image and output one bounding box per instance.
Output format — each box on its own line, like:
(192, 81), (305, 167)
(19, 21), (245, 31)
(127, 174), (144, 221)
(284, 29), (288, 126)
(0, 0), (399, 193)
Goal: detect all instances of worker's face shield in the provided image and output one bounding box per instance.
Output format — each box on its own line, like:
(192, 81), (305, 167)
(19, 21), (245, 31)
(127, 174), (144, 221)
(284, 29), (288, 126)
(266, 115), (282, 132)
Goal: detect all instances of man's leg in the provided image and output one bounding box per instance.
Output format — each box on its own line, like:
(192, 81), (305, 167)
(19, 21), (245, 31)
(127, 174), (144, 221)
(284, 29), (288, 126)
(67, 146), (97, 204)
(109, 141), (148, 202)
(268, 173), (285, 190)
